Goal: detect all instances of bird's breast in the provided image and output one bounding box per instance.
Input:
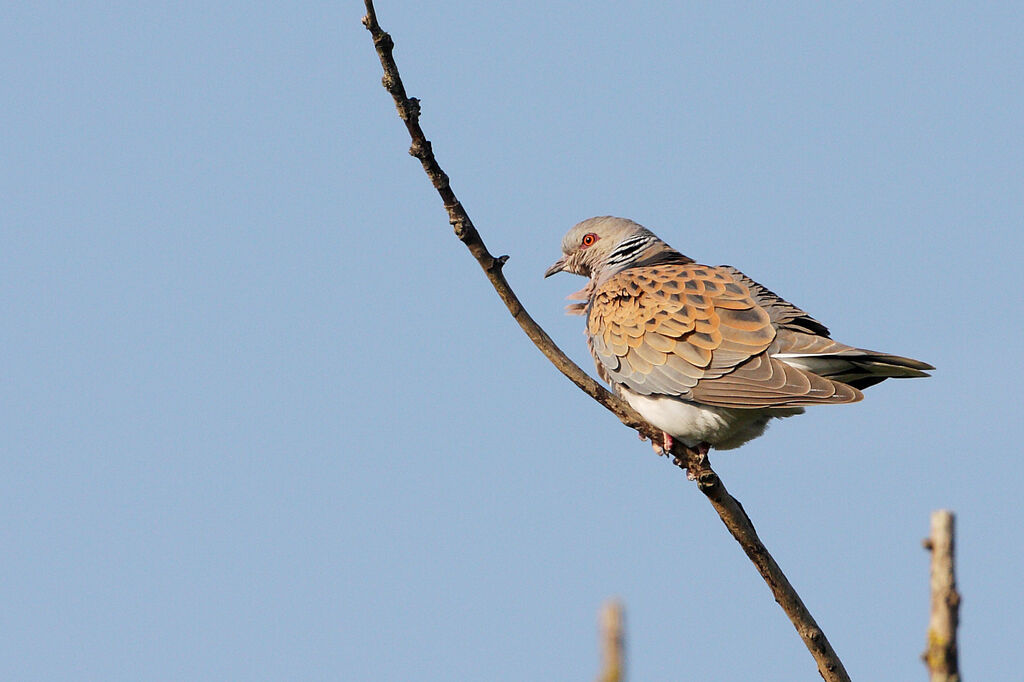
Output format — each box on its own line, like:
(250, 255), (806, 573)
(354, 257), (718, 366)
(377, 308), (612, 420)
(620, 389), (803, 450)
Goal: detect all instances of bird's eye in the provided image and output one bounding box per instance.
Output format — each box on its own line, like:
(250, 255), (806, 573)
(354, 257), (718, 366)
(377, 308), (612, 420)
(581, 233), (598, 248)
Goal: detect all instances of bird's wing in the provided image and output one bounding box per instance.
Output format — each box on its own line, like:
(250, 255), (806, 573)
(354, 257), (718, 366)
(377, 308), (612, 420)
(715, 265), (830, 335)
(587, 263), (863, 408)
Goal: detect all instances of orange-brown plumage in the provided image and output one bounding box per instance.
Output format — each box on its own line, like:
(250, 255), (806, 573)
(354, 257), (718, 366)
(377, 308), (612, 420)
(587, 263), (861, 409)
(546, 216), (932, 450)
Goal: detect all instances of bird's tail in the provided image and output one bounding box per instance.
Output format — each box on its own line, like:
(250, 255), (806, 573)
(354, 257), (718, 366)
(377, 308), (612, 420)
(775, 350), (933, 390)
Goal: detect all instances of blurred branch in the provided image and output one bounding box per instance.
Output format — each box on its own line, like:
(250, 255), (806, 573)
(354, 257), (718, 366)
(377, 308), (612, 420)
(923, 510), (961, 682)
(361, 3), (849, 680)
(597, 600), (625, 682)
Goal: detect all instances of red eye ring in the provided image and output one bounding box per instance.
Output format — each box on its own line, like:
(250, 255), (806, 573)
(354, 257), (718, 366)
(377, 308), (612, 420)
(581, 233), (598, 248)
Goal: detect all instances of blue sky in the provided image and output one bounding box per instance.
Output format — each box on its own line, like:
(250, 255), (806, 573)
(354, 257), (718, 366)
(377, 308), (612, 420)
(2, 2), (1022, 680)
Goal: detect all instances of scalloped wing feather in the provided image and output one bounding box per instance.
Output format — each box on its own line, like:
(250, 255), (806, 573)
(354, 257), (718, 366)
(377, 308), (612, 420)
(586, 263), (865, 408)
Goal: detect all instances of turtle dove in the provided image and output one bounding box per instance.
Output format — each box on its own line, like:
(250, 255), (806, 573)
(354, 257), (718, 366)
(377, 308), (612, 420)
(545, 216), (933, 453)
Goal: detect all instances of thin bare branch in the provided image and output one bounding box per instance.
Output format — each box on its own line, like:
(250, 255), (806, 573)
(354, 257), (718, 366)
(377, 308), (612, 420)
(684, 455), (849, 681)
(362, 3), (850, 680)
(923, 510), (961, 682)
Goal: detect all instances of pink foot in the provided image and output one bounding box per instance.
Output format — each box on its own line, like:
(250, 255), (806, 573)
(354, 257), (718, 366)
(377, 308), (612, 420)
(651, 432), (675, 456)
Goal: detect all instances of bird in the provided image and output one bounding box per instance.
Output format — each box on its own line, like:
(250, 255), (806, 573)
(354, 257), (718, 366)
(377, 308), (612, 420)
(545, 216), (933, 454)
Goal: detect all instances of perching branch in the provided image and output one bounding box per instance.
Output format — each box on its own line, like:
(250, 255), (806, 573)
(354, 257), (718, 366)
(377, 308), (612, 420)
(362, 3), (850, 680)
(923, 510), (961, 682)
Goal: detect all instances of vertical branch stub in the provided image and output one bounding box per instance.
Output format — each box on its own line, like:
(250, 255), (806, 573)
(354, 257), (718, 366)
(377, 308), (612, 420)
(597, 600), (625, 682)
(923, 510), (961, 682)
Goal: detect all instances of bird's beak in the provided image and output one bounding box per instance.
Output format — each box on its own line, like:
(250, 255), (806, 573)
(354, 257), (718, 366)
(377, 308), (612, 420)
(544, 256), (567, 278)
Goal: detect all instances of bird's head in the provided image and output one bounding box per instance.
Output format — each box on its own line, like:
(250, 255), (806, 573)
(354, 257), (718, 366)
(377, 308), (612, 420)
(545, 216), (678, 281)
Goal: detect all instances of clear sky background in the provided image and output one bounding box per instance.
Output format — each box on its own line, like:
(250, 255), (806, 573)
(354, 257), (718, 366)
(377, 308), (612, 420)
(2, 2), (1022, 680)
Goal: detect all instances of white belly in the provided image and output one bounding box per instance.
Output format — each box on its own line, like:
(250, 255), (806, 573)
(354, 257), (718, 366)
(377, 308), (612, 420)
(621, 390), (804, 450)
